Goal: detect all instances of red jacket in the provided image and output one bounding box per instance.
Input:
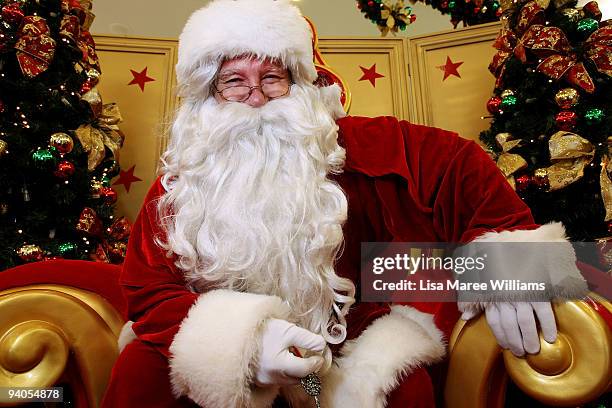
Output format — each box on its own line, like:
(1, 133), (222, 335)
(113, 116), (537, 407)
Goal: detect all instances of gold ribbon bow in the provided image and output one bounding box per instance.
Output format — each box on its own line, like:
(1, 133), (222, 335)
(379, 1), (414, 36)
(601, 157), (612, 222)
(538, 131), (594, 191)
(75, 88), (124, 171)
(495, 133), (527, 189)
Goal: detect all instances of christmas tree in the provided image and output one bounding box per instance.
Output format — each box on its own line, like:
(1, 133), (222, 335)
(0, 0), (130, 269)
(480, 0), (611, 241)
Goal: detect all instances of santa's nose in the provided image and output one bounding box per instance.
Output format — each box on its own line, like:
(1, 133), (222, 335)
(245, 87), (267, 108)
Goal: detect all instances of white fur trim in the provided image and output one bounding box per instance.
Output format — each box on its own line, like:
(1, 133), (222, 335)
(169, 289), (291, 408)
(473, 221), (570, 243)
(117, 321), (136, 353)
(288, 305), (446, 408)
(317, 84), (346, 121)
(177, 0), (316, 97)
(458, 222), (588, 309)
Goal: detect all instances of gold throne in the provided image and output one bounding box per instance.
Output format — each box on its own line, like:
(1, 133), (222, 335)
(1, 259), (610, 407)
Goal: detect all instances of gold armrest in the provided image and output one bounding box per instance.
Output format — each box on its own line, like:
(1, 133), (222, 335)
(444, 295), (612, 408)
(0, 285), (124, 407)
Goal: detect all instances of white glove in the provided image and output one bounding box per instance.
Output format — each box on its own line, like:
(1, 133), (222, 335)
(461, 302), (557, 356)
(254, 318), (326, 387)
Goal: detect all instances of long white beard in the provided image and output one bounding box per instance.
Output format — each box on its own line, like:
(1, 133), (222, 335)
(156, 84), (355, 344)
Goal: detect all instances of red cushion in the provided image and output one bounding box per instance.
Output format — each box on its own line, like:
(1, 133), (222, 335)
(0, 260), (126, 318)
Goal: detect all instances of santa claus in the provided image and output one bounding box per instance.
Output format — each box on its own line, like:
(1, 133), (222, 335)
(101, 0), (586, 407)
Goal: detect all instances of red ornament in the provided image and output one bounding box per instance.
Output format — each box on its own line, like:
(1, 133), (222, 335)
(107, 241), (127, 263)
(533, 173), (550, 191)
(108, 217), (131, 240)
(76, 207), (103, 237)
(79, 78), (95, 94)
(486, 96), (503, 114)
(441, 1), (449, 8)
(90, 243), (110, 263)
(410, 14), (417, 23)
(99, 187), (118, 204)
(474, 7), (481, 13)
(515, 174), (533, 193)
(54, 160), (75, 179)
(496, 8), (502, 17)
(368, 0), (374, 6)
(0, 99), (5, 114)
(1, 3), (24, 25)
(555, 110), (577, 131)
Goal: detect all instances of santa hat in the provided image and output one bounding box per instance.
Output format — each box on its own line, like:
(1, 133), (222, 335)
(176, 0), (317, 99)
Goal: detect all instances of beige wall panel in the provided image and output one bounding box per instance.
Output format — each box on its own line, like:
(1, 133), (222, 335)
(318, 38), (411, 120)
(407, 22), (501, 141)
(94, 36), (178, 223)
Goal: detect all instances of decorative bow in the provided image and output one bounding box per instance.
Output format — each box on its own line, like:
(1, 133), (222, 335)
(515, 0), (546, 36)
(518, 24), (611, 93)
(77, 207), (131, 264)
(601, 157), (612, 222)
(489, 29), (517, 88)
(378, 1), (416, 37)
(537, 131), (594, 191)
(488, 0), (547, 89)
(14, 16), (56, 78)
(75, 88), (124, 171)
(495, 132), (527, 189)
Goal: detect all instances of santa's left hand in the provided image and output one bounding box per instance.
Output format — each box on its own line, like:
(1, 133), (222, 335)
(460, 302), (557, 356)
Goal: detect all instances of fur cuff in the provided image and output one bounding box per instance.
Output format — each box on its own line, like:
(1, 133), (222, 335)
(169, 289), (291, 408)
(459, 222), (588, 306)
(316, 305), (446, 408)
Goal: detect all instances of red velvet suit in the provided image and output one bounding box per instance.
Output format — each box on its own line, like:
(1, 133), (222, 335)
(102, 116), (537, 407)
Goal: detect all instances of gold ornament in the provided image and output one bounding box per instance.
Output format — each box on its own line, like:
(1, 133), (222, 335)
(554, 88), (580, 109)
(17, 244), (44, 262)
(0, 140), (7, 155)
(49, 132), (74, 154)
(500, 89), (515, 98)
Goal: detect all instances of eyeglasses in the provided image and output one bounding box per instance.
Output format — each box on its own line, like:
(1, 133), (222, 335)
(214, 79), (291, 102)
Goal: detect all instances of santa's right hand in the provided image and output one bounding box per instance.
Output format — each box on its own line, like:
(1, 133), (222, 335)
(254, 318), (325, 387)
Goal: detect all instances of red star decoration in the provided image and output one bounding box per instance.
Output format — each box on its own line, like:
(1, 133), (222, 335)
(437, 56), (464, 81)
(358, 64), (385, 87)
(128, 67), (155, 91)
(113, 165), (142, 193)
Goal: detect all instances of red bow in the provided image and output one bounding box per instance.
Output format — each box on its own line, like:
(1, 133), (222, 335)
(13, 16), (56, 78)
(520, 24), (611, 93)
(487, 0), (545, 89)
(488, 29), (517, 88)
